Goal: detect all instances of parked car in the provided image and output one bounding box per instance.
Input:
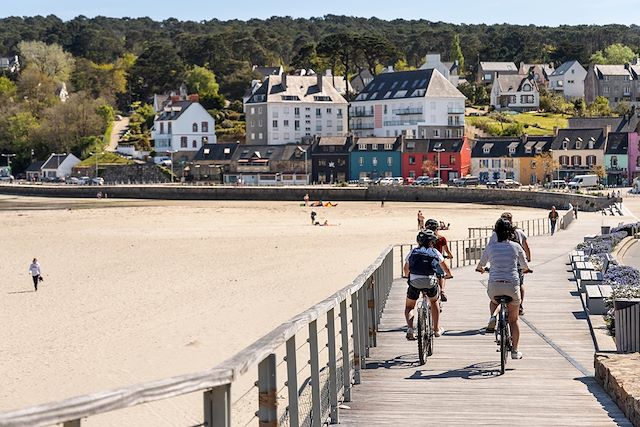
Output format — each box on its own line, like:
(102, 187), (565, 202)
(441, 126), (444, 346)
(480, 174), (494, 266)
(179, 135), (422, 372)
(379, 177), (394, 186)
(497, 179), (520, 189)
(485, 181), (498, 188)
(413, 176), (431, 186)
(42, 176), (64, 183)
(91, 177), (105, 186)
(391, 177), (404, 186)
(79, 176), (92, 185)
(0, 174), (14, 182)
(548, 179), (567, 189)
(404, 177), (415, 185)
(66, 176), (81, 185)
(429, 177), (442, 186)
(358, 177), (372, 186)
(453, 176), (480, 187)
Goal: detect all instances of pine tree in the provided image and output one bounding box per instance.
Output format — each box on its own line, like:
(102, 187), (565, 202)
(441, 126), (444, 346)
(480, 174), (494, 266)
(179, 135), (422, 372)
(450, 34), (465, 74)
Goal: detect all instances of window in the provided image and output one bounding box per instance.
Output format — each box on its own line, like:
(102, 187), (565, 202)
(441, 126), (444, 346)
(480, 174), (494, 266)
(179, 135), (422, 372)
(483, 147), (490, 154)
(571, 155), (581, 166)
(168, 122), (172, 133)
(636, 156), (640, 167)
(372, 157), (378, 166)
(319, 159), (327, 167)
(327, 120), (333, 127)
(409, 156), (416, 165)
(387, 157), (393, 166)
(492, 159), (501, 168)
(523, 84), (531, 91)
(250, 107), (255, 114)
(192, 140), (197, 148)
(251, 133), (255, 140)
(445, 129), (452, 138)
(504, 159), (514, 168)
(359, 143), (366, 150)
(283, 120), (289, 127)
(258, 133), (263, 140)
(384, 143), (393, 150)
(433, 129), (440, 137)
(372, 144), (378, 151)
(559, 155), (569, 165)
(271, 120), (277, 128)
(258, 120), (263, 127)
(337, 109), (343, 117)
(159, 122), (164, 134)
(294, 108), (300, 116)
(202, 122), (208, 132)
(327, 108), (332, 114)
(359, 157), (364, 166)
(611, 156), (618, 167)
(250, 120), (255, 128)
(603, 86), (610, 94)
(181, 136), (188, 147)
(509, 146), (516, 154)
(193, 123), (198, 132)
(587, 155), (596, 166)
(316, 108), (321, 117)
(384, 105), (388, 114)
(450, 156), (456, 165)
(295, 120), (300, 131)
(480, 159), (489, 168)
(531, 160), (536, 169)
(562, 139), (568, 150)
(409, 170), (416, 178)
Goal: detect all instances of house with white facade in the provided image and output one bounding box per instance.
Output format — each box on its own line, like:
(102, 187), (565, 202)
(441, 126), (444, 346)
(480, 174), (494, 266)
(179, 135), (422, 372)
(0, 55), (19, 73)
(420, 53), (460, 86)
(477, 62), (518, 85)
(349, 69), (465, 139)
(548, 60), (587, 99)
(41, 153), (81, 178)
(151, 98), (217, 162)
(243, 74), (348, 145)
(490, 74), (539, 111)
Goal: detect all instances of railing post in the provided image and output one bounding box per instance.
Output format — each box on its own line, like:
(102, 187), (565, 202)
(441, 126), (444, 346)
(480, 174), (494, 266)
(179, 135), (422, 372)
(399, 245), (404, 273)
(340, 299), (351, 402)
(367, 277), (377, 347)
(308, 320), (322, 426)
(286, 336), (300, 427)
(351, 291), (362, 384)
(327, 308), (339, 424)
(455, 240), (459, 268)
(462, 239), (466, 266)
(258, 354), (278, 427)
(360, 283), (369, 357)
(204, 384), (231, 427)
(63, 420), (81, 427)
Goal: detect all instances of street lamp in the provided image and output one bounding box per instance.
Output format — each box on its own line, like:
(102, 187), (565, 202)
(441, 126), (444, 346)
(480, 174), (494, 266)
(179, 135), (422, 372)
(2, 153), (16, 173)
(167, 150), (177, 183)
(89, 151), (103, 178)
(297, 146), (308, 184)
(434, 148), (445, 183)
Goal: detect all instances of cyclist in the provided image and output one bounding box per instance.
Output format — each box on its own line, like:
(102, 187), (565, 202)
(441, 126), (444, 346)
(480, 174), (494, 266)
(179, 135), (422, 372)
(425, 218), (454, 301)
(476, 218), (532, 359)
(403, 230), (446, 340)
(489, 212), (531, 315)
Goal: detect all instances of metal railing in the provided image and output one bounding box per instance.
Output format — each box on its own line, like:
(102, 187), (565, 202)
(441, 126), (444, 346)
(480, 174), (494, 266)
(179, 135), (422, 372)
(0, 248), (395, 427)
(392, 107), (423, 115)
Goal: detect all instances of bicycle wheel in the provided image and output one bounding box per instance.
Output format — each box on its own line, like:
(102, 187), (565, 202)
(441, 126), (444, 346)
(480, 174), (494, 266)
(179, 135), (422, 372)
(417, 303), (427, 365)
(426, 299), (434, 356)
(499, 305), (508, 374)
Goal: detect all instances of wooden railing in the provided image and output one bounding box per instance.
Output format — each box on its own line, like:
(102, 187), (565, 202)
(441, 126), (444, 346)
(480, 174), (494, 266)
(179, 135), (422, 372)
(468, 216), (552, 239)
(615, 299), (640, 353)
(0, 247), (395, 427)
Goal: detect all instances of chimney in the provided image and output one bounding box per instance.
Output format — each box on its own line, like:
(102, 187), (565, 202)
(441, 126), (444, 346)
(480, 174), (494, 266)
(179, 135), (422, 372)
(317, 74), (323, 92)
(325, 69), (332, 77)
(188, 94), (200, 103)
(281, 74), (287, 90)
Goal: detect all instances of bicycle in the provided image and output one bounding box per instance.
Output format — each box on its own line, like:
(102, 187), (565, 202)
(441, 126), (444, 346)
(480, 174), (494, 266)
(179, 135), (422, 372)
(494, 295), (513, 375)
(416, 290), (434, 365)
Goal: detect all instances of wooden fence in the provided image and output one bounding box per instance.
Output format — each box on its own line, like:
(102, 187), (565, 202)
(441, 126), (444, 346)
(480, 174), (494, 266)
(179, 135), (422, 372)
(0, 248), (395, 427)
(614, 299), (640, 353)
(468, 216), (552, 239)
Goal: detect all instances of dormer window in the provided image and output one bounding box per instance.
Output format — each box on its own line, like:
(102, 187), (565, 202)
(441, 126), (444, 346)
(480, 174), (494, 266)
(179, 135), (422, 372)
(525, 147), (532, 154)
(535, 147), (542, 154)
(576, 137), (582, 149)
(483, 147), (490, 154)
(384, 143), (393, 150)
(509, 147), (516, 154)
(372, 144), (379, 151)
(523, 84), (531, 91)
(358, 143), (366, 150)
(562, 138), (569, 150)
(589, 137), (595, 149)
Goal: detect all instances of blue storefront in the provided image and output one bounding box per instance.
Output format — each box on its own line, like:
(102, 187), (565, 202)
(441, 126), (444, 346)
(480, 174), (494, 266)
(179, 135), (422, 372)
(349, 137), (402, 180)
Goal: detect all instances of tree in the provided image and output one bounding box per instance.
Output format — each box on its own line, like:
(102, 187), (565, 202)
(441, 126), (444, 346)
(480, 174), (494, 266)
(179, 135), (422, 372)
(18, 41), (75, 82)
(0, 76), (16, 100)
(449, 34), (464, 73)
(588, 96), (612, 116)
(591, 164), (606, 180)
(317, 33), (358, 97)
(422, 159), (437, 177)
(536, 152), (559, 182)
(184, 65), (225, 109)
(127, 41), (186, 102)
(614, 101), (632, 116)
(590, 43), (638, 64)
(356, 35), (396, 76)
(16, 68), (58, 114)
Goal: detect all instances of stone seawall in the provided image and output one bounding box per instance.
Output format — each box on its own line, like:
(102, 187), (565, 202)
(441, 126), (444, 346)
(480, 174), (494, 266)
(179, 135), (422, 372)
(0, 184), (610, 212)
(595, 353), (640, 426)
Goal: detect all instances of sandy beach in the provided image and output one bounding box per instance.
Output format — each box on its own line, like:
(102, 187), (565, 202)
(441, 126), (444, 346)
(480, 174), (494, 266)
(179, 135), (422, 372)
(0, 195), (553, 424)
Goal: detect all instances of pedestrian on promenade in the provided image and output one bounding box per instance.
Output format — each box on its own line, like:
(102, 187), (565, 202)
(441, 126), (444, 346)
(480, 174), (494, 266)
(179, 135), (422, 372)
(417, 210), (425, 230)
(28, 258), (42, 291)
(548, 206), (559, 235)
(573, 204), (578, 219)
(310, 211), (317, 225)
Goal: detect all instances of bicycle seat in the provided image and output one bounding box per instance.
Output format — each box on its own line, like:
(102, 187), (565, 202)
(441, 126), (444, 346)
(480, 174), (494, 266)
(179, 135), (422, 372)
(495, 295), (513, 303)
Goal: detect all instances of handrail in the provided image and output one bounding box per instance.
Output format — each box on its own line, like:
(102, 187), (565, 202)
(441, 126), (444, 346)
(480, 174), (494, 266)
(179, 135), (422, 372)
(0, 246), (395, 427)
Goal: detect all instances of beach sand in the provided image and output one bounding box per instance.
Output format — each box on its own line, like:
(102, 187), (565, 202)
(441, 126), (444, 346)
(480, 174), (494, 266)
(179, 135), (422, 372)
(0, 195), (548, 425)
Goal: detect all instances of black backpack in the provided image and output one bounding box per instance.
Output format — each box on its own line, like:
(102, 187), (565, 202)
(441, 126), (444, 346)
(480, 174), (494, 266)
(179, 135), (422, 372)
(408, 247), (438, 276)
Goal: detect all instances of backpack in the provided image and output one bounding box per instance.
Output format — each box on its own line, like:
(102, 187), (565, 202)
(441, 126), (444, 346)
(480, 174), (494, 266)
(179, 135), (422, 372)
(408, 247), (439, 276)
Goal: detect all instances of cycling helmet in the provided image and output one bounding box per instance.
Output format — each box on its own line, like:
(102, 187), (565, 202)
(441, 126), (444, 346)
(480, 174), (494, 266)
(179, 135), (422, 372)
(417, 229), (437, 246)
(425, 218), (439, 230)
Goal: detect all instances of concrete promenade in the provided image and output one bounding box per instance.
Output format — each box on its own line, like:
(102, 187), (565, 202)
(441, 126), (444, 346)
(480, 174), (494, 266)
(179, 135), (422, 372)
(341, 213), (632, 426)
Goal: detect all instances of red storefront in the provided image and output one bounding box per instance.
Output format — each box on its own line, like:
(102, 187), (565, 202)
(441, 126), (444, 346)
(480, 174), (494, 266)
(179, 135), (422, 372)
(401, 138), (471, 183)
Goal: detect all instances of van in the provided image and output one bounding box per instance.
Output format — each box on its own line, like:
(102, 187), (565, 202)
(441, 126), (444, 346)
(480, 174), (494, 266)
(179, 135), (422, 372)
(568, 174), (599, 190)
(453, 176), (479, 187)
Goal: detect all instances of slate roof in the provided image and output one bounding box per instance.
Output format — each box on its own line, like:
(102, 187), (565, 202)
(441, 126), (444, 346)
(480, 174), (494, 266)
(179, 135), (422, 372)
(353, 69), (464, 102)
(594, 65), (630, 77)
(495, 75), (537, 93)
(317, 136), (350, 146)
(480, 62), (518, 72)
(471, 136), (553, 158)
(245, 75), (347, 104)
(568, 116), (640, 133)
(551, 60), (580, 76)
(520, 63), (554, 79)
(350, 137), (402, 152)
(42, 154), (72, 170)
(472, 138), (520, 158)
(193, 143), (239, 162)
(26, 161), (45, 172)
(403, 138), (466, 153)
(605, 133), (629, 155)
(551, 128), (606, 150)
(231, 144), (310, 162)
(156, 101), (194, 121)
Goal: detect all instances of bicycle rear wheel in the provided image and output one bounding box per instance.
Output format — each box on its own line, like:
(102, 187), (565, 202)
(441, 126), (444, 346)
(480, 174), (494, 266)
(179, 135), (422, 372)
(417, 303), (428, 365)
(426, 300), (434, 356)
(499, 305), (508, 374)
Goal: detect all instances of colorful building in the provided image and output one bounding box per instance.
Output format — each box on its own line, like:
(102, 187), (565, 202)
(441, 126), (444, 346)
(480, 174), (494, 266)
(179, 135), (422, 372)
(550, 128), (606, 181)
(401, 138), (471, 183)
(604, 133), (629, 186)
(311, 136), (352, 184)
(349, 137), (402, 180)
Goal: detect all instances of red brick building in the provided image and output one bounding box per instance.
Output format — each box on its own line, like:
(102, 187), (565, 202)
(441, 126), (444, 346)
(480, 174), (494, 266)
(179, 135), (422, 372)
(401, 138), (471, 183)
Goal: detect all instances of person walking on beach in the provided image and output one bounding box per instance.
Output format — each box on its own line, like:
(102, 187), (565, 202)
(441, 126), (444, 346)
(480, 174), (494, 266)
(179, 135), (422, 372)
(417, 210), (425, 230)
(303, 193), (310, 207)
(310, 211), (317, 225)
(548, 206), (559, 235)
(29, 258), (41, 291)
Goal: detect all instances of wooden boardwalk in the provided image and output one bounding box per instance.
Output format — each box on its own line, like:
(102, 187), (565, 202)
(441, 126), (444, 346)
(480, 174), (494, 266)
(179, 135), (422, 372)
(341, 214), (632, 426)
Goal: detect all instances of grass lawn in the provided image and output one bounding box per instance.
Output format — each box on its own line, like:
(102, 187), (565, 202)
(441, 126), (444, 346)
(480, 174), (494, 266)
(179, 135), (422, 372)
(467, 112), (570, 136)
(77, 152), (134, 167)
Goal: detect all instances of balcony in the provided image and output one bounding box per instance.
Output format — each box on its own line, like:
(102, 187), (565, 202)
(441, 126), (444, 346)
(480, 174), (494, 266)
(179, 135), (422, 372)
(383, 120), (420, 126)
(154, 135), (172, 149)
(447, 107), (465, 114)
(392, 107), (423, 115)
(351, 122), (375, 130)
(351, 110), (374, 117)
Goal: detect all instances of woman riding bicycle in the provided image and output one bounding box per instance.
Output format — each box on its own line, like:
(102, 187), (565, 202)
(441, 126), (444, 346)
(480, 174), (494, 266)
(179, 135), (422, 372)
(476, 218), (532, 359)
(403, 230), (446, 340)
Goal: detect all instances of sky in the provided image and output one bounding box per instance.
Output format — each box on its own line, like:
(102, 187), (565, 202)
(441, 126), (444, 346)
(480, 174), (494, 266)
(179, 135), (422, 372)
(1, 0), (639, 26)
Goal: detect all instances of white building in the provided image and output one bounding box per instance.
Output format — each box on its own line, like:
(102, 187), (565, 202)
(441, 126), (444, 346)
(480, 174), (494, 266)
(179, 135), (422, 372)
(549, 60), (587, 99)
(151, 99), (217, 161)
(349, 69), (465, 139)
(244, 74), (348, 145)
(490, 75), (539, 111)
(41, 153), (81, 178)
(419, 53), (460, 86)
